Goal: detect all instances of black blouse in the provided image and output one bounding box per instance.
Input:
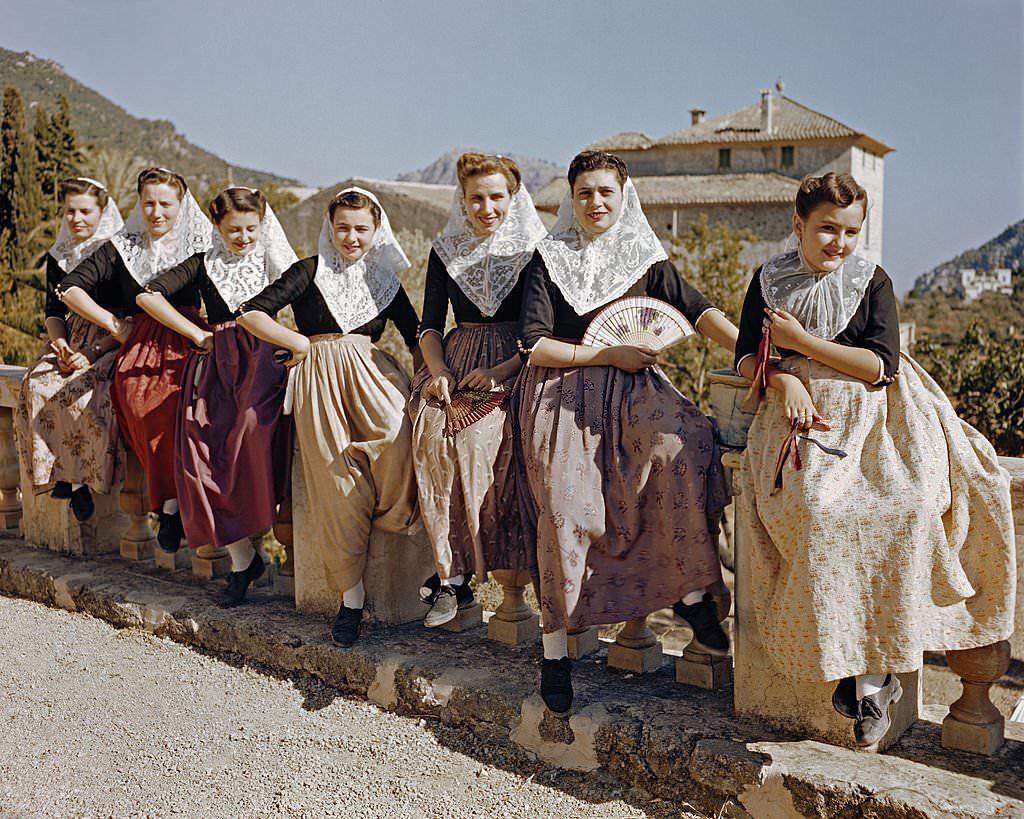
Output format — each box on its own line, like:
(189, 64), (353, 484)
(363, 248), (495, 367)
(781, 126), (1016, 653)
(241, 256), (420, 350)
(517, 252), (716, 352)
(44, 254), (66, 320)
(145, 253), (239, 324)
(57, 241), (201, 317)
(418, 248), (526, 334)
(734, 264), (901, 383)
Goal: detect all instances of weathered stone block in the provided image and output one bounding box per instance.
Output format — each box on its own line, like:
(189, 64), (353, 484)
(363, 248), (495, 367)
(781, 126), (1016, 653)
(487, 611), (539, 645)
(191, 551), (231, 579)
(567, 627), (600, 659)
(119, 537), (153, 562)
(942, 713), (1005, 756)
(153, 546), (191, 571)
(607, 641), (664, 674)
(676, 650), (733, 690)
(440, 602), (483, 633)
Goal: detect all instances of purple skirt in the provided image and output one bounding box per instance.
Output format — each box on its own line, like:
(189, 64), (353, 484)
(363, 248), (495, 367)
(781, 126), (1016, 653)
(175, 322), (290, 548)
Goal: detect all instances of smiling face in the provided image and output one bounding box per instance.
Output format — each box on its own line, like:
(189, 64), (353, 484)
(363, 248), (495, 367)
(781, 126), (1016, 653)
(216, 210), (261, 256)
(793, 201), (866, 273)
(462, 172), (511, 237)
(139, 182), (182, 239)
(330, 206), (378, 262)
(570, 168), (624, 237)
(63, 193), (103, 241)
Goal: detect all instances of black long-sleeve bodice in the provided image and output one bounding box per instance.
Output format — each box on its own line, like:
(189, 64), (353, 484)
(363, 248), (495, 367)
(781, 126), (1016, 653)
(418, 249), (526, 334)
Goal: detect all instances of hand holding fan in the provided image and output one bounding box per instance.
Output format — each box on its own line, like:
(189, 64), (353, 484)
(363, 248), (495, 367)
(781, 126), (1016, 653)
(443, 388), (508, 437)
(581, 296), (695, 352)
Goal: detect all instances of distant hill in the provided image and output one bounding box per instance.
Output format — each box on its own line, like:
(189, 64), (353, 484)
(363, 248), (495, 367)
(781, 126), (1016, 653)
(0, 48), (299, 192)
(913, 218), (1024, 294)
(397, 149), (560, 196)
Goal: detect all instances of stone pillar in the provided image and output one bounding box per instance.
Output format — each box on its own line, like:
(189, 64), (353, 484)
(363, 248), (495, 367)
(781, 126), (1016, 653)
(567, 626), (600, 659)
(273, 494), (295, 598)
(942, 641), (1011, 756)
(119, 451), (155, 561)
(676, 580), (733, 689)
(607, 615), (663, 673)
(192, 543), (231, 579)
(487, 569), (538, 645)
(0, 407), (23, 529)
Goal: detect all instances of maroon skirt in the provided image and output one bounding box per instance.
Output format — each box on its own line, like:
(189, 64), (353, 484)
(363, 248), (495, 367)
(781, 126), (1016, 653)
(112, 308), (206, 510)
(175, 322), (290, 548)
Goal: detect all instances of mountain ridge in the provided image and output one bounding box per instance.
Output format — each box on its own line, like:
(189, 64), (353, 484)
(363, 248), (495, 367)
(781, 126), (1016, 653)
(913, 218), (1023, 294)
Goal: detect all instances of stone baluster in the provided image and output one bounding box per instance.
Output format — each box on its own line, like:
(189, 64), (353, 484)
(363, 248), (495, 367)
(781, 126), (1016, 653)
(0, 407), (23, 529)
(607, 615), (663, 673)
(118, 451), (155, 560)
(676, 580), (733, 689)
(567, 626), (600, 659)
(487, 569), (538, 645)
(192, 542), (231, 579)
(273, 494), (295, 598)
(942, 641), (1011, 755)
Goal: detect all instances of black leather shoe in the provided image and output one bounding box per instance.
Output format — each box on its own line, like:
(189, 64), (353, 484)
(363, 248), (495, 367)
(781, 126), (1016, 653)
(540, 657), (573, 717)
(419, 573), (441, 604)
(69, 485), (95, 522)
(156, 511), (184, 553)
(217, 552), (266, 609)
(832, 676), (857, 719)
(331, 605), (363, 647)
(673, 593), (730, 656)
(51, 481), (73, 500)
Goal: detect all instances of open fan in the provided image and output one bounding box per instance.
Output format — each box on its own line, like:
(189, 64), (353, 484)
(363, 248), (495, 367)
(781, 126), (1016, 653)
(444, 388), (508, 437)
(581, 296), (695, 352)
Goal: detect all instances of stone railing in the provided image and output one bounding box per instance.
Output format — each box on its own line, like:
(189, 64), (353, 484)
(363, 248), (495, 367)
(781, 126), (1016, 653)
(1, 364), (1020, 756)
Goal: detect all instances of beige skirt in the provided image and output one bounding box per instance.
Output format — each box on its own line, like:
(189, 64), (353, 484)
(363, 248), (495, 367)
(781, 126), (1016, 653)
(737, 353), (1016, 682)
(290, 334), (420, 593)
(15, 315), (124, 494)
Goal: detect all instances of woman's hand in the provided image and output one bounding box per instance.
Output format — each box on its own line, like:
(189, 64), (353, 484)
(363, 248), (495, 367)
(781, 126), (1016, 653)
(423, 371), (456, 405)
(283, 336), (310, 369)
(459, 366), (502, 391)
(192, 330), (214, 354)
(772, 372), (828, 431)
(601, 344), (658, 373)
(764, 308), (810, 353)
(110, 316), (134, 343)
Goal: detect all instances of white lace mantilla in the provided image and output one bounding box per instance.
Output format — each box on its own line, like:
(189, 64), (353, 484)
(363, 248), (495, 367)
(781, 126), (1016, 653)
(204, 204), (297, 313)
(111, 190), (212, 286)
(314, 187), (409, 334)
(50, 184), (124, 273)
(537, 178), (667, 315)
(432, 183), (546, 316)
(759, 249), (876, 340)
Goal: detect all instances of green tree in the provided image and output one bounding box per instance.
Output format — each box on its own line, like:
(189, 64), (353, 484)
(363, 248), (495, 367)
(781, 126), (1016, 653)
(0, 85), (44, 270)
(659, 214), (757, 409)
(35, 95), (82, 208)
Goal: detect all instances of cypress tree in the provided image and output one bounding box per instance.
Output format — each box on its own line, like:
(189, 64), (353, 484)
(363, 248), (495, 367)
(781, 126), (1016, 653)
(0, 85), (44, 270)
(35, 95), (81, 208)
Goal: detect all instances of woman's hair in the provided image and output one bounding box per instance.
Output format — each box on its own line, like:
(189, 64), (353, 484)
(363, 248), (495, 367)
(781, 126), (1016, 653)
(795, 172), (868, 219)
(136, 166), (188, 199)
(567, 150), (629, 190)
(58, 178), (109, 210)
(208, 187), (267, 224)
(327, 190), (381, 226)
(456, 152), (521, 194)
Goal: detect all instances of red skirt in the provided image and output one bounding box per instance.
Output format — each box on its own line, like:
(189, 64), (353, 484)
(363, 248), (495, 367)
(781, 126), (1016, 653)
(175, 322), (290, 548)
(112, 308), (206, 510)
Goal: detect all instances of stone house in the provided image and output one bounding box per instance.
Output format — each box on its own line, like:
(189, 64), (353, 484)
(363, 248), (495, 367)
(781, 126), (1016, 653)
(956, 268), (1014, 301)
(534, 90), (893, 267)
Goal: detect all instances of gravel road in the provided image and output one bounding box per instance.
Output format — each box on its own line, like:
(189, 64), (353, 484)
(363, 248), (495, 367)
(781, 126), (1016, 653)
(0, 595), (700, 818)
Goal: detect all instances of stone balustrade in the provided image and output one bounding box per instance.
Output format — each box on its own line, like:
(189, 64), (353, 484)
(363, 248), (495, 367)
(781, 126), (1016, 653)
(2, 362), (1021, 758)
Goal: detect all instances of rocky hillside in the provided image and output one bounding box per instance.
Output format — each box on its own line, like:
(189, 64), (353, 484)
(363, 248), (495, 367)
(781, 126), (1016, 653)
(913, 219), (1024, 294)
(397, 149), (560, 195)
(0, 48), (299, 192)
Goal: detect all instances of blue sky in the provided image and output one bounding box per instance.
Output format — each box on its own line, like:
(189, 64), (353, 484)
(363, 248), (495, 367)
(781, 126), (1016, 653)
(5, 0), (1022, 292)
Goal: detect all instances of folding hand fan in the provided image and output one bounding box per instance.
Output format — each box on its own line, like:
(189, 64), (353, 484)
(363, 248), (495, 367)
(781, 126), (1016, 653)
(444, 388), (508, 436)
(581, 296), (695, 352)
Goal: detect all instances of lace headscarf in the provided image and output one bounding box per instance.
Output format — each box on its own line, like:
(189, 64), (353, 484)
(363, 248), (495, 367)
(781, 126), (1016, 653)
(432, 182), (546, 316)
(759, 247), (876, 340)
(537, 177), (667, 315)
(313, 187), (409, 334)
(204, 200), (298, 313)
(49, 179), (124, 272)
(111, 184), (212, 286)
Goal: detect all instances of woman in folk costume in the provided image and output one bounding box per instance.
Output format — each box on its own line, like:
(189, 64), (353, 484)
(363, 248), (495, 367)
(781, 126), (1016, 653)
(136, 187), (297, 607)
(735, 172), (1016, 747)
(409, 152), (547, 628)
(16, 178), (125, 522)
(515, 150), (739, 716)
(58, 167), (212, 550)
(238, 187), (420, 647)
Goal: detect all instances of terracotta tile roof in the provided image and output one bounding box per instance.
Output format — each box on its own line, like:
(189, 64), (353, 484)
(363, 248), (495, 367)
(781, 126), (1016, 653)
(533, 172), (800, 211)
(585, 131), (655, 151)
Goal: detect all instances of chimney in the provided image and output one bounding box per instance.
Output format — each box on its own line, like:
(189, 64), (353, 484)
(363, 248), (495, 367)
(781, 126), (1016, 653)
(689, 108), (705, 126)
(760, 89), (773, 134)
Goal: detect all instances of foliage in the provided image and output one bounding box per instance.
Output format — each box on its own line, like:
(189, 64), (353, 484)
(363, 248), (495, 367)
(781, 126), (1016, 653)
(660, 214), (757, 410)
(914, 323), (1024, 456)
(901, 288), (1024, 347)
(80, 145), (138, 212)
(34, 95), (82, 209)
(0, 85), (44, 270)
